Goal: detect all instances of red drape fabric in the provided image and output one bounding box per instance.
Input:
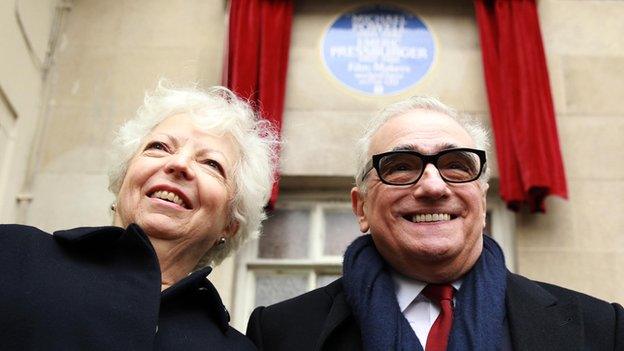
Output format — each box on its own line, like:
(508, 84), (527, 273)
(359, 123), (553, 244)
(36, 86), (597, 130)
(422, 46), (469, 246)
(225, 0), (293, 208)
(474, 0), (567, 212)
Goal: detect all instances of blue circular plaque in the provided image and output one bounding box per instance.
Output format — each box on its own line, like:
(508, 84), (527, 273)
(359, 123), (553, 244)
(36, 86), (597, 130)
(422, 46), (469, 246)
(321, 5), (435, 95)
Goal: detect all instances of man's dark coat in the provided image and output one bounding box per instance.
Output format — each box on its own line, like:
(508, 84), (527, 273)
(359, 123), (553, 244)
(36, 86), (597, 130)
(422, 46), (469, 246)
(247, 274), (623, 350)
(0, 224), (255, 351)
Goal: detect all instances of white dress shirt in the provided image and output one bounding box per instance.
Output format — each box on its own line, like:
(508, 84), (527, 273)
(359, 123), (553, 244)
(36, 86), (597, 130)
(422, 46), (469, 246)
(392, 272), (462, 346)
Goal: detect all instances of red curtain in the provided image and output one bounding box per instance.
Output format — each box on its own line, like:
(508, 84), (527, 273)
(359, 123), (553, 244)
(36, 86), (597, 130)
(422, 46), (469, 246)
(224, 0), (293, 208)
(474, 0), (567, 212)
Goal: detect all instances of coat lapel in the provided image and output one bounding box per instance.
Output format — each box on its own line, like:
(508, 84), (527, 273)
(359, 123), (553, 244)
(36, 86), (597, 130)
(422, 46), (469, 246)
(506, 273), (583, 351)
(315, 285), (362, 351)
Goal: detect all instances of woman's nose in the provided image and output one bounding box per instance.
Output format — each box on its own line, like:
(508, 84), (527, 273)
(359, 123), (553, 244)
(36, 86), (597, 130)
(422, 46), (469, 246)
(412, 163), (449, 199)
(165, 151), (195, 180)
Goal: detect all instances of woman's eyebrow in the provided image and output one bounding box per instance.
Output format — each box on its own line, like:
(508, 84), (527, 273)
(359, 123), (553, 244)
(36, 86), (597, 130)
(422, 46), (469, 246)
(151, 133), (180, 148)
(197, 147), (227, 159)
(151, 133), (229, 162)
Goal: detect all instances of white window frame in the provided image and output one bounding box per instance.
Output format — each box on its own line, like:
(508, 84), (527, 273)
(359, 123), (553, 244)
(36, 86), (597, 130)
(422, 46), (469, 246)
(486, 189), (517, 272)
(232, 200), (350, 330)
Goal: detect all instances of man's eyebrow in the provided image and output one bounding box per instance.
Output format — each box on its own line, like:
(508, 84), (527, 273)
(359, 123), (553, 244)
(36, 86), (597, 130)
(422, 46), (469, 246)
(392, 145), (418, 152)
(437, 142), (459, 150)
(391, 142), (459, 153)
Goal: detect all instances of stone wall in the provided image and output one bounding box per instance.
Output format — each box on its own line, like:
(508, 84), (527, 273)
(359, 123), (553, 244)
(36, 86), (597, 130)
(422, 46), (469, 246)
(7, 0), (623, 313)
(514, 1), (624, 302)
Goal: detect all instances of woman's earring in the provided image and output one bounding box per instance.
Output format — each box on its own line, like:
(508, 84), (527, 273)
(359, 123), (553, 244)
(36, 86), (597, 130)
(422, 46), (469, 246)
(110, 203), (117, 212)
(217, 237), (226, 246)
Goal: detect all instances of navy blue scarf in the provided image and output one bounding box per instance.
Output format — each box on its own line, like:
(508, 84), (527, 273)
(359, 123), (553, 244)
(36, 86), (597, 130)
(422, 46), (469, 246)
(342, 234), (507, 351)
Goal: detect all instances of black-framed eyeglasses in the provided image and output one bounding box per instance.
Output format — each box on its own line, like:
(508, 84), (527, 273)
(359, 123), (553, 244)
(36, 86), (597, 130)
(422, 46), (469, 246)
(361, 148), (486, 186)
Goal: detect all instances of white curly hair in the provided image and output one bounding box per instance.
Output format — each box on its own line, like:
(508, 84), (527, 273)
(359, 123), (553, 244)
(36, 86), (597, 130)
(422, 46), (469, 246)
(108, 81), (279, 266)
(354, 95), (491, 192)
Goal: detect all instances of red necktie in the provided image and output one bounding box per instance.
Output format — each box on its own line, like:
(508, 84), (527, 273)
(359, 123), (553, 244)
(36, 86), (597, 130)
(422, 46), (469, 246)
(422, 284), (455, 351)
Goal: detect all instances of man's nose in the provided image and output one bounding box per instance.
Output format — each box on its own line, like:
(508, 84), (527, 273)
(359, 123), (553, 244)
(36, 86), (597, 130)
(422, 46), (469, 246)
(165, 151), (195, 180)
(412, 163), (449, 199)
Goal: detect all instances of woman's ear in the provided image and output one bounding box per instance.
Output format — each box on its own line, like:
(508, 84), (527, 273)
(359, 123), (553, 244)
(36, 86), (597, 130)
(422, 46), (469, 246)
(112, 203), (124, 227)
(225, 220), (240, 238)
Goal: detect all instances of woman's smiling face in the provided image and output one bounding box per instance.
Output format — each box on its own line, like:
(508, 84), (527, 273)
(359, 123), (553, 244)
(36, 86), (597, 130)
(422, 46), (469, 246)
(115, 113), (240, 251)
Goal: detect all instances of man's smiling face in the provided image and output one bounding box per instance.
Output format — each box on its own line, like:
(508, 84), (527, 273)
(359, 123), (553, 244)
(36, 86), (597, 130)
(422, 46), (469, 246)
(351, 109), (488, 282)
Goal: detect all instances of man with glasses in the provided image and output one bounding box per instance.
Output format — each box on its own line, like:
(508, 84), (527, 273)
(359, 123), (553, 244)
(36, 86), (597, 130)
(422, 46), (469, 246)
(247, 97), (623, 351)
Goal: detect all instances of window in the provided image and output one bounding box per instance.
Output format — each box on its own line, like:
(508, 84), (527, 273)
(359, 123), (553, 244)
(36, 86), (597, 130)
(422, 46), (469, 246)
(231, 177), (515, 329)
(232, 200), (359, 330)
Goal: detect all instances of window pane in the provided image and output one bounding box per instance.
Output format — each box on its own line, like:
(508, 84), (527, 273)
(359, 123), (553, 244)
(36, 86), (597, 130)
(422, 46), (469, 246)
(259, 209), (310, 258)
(316, 274), (340, 288)
(323, 209), (360, 256)
(254, 273), (308, 307)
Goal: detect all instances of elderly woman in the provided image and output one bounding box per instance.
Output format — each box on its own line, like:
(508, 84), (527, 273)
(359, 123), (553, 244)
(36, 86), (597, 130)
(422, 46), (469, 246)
(0, 84), (277, 350)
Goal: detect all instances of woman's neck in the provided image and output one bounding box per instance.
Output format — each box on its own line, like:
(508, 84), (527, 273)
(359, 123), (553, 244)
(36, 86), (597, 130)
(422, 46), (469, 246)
(151, 237), (206, 291)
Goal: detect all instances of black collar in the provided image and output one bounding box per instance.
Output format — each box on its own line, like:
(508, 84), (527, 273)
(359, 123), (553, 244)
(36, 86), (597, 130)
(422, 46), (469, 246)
(53, 225), (127, 246)
(162, 265), (231, 332)
(53, 224), (231, 332)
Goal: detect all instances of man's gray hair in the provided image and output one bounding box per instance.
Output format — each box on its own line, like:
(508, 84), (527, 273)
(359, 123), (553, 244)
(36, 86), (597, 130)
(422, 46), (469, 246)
(354, 96), (491, 191)
(108, 81), (279, 266)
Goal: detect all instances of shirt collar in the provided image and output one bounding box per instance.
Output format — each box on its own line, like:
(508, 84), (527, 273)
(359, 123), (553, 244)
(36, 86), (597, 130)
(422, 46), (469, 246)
(392, 271), (463, 312)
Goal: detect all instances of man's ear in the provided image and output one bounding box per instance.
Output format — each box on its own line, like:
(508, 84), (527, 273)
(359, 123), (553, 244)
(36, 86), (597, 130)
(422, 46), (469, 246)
(351, 187), (370, 233)
(481, 182), (489, 229)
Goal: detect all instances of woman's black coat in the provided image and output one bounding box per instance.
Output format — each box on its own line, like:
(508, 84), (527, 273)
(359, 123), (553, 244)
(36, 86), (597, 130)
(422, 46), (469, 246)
(0, 223), (255, 350)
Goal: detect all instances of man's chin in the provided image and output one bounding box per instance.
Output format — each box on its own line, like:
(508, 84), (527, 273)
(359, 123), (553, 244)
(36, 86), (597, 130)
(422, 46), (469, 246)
(414, 245), (458, 263)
